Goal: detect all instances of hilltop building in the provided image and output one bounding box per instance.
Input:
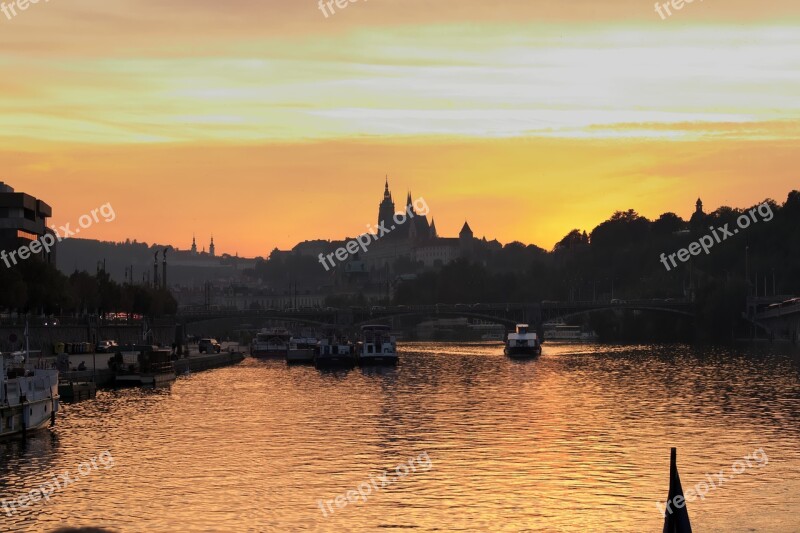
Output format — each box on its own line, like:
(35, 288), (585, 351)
(362, 177), (476, 271)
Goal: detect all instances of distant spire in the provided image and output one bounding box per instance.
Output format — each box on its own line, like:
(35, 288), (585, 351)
(383, 176), (392, 201)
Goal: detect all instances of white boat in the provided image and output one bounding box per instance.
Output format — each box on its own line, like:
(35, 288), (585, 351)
(504, 324), (542, 358)
(286, 336), (317, 365)
(357, 325), (398, 365)
(251, 328), (290, 358)
(1, 352), (60, 438)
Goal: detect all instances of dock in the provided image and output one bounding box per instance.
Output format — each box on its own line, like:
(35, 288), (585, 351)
(55, 344), (246, 390)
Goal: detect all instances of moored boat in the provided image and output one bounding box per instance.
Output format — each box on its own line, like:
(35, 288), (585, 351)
(286, 335), (317, 365)
(1, 352), (60, 438)
(315, 335), (356, 369)
(109, 345), (176, 386)
(504, 324), (542, 358)
(251, 328), (291, 358)
(357, 325), (398, 365)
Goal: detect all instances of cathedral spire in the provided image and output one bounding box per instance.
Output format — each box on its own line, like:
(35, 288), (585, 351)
(383, 175), (392, 201)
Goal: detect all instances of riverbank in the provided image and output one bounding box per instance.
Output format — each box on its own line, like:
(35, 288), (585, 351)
(56, 344), (247, 388)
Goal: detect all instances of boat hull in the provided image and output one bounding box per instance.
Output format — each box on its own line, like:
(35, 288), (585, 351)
(0, 397), (58, 438)
(115, 372), (176, 386)
(504, 346), (542, 358)
(358, 353), (399, 365)
(286, 349), (315, 364)
(59, 381), (97, 402)
(314, 356), (356, 369)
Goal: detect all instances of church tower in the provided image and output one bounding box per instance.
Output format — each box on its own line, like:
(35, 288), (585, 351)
(406, 190), (415, 216)
(209, 235), (216, 257)
(377, 176), (395, 232)
(191, 234), (197, 254)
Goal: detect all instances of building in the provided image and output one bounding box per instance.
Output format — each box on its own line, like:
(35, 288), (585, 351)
(363, 177), (475, 271)
(0, 182), (56, 265)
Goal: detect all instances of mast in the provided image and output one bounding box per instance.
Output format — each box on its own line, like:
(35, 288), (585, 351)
(24, 317), (30, 363)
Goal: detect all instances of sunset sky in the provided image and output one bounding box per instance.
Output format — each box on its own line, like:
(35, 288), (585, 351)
(1, 0), (798, 257)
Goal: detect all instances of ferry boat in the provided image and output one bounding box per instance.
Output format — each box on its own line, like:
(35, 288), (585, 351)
(1, 352), (60, 438)
(357, 325), (398, 365)
(109, 345), (176, 386)
(286, 335), (318, 365)
(504, 324), (542, 358)
(315, 335), (356, 369)
(251, 328), (291, 358)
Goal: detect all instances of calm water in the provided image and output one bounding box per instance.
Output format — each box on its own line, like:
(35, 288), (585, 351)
(2, 342), (800, 532)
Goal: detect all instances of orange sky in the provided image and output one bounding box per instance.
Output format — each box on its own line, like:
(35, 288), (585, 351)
(1, 0), (798, 256)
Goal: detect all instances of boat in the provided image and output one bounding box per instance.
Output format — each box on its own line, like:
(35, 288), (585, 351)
(661, 448), (693, 532)
(1, 351), (60, 438)
(504, 324), (542, 358)
(109, 345), (176, 386)
(251, 328), (291, 358)
(286, 335), (318, 365)
(315, 335), (356, 369)
(58, 380), (97, 402)
(357, 325), (398, 365)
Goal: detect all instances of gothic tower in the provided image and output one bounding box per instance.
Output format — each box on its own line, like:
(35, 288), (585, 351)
(209, 235), (216, 257)
(378, 176), (395, 231)
(191, 234), (197, 254)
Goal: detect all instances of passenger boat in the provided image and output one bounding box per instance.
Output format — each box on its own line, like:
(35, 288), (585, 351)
(1, 351), (60, 438)
(315, 335), (356, 369)
(251, 328), (291, 358)
(109, 345), (176, 386)
(286, 335), (317, 365)
(504, 324), (542, 358)
(357, 325), (398, 365)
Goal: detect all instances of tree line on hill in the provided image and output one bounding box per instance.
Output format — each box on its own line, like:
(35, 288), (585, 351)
(394, 190), (800, 341)
(0, 261), (177, 317)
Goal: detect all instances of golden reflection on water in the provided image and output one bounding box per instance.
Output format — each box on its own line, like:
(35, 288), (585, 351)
(1, 342), (799, 532)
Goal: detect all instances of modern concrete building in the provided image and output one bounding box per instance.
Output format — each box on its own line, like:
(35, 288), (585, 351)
(0, 182), (56, 264)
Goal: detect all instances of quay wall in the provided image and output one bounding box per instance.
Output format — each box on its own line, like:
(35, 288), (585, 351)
(59, 351), (247, 388)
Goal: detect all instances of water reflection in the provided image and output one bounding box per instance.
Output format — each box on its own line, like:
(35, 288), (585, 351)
(0, 342), (798, 532)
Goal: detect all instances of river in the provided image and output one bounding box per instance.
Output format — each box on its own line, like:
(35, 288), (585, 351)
(1, 342), (799, 532)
